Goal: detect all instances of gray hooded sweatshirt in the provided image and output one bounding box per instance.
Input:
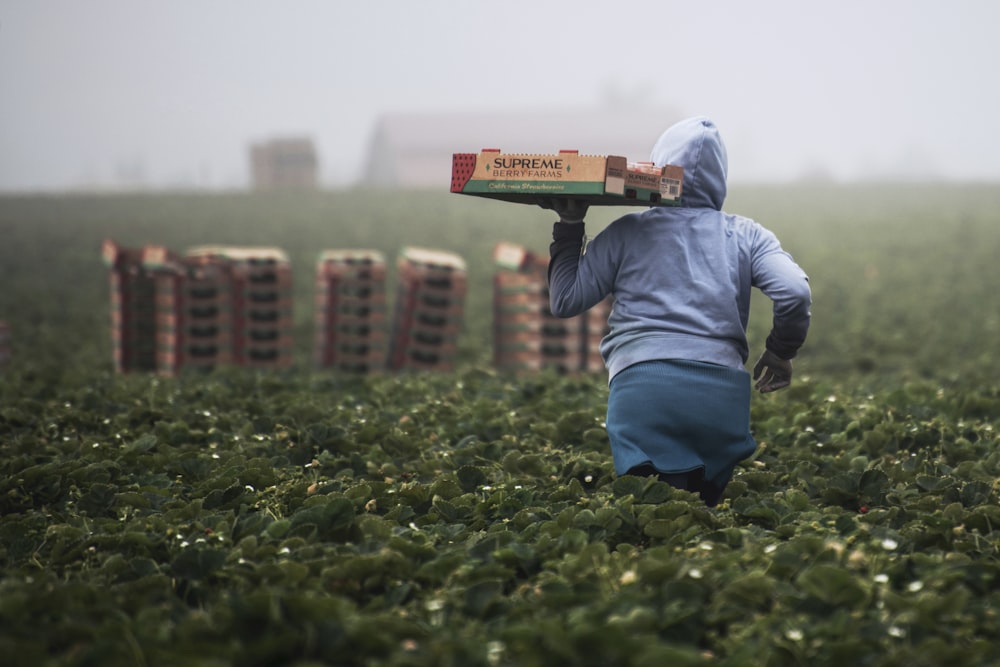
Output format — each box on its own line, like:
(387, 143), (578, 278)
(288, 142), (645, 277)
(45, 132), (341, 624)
(547, 116), (812, 380)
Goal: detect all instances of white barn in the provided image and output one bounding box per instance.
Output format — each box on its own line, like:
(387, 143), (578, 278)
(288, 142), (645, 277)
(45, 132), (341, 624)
(360, 106), (683, 189)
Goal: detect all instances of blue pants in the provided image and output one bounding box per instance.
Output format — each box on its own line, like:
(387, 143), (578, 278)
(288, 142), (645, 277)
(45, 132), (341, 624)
(606, 359), (757, 505)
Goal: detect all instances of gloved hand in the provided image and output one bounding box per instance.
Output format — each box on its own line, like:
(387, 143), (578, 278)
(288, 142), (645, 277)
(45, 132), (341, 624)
(538, 197), (589, 224)
(753, 350), (793, 393)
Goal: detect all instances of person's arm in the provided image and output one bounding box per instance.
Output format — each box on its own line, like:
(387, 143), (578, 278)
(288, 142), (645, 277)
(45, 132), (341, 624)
(540, 199), (612, 318)
(751, 226), (811, 392)
(547, 221), (587, 317)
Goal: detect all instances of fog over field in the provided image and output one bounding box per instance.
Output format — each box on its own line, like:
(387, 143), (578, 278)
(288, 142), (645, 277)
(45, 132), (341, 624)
(1, 0), (998, 191)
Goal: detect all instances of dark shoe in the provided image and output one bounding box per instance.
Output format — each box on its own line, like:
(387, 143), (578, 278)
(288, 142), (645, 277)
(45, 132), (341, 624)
(699, 481), (725, 508)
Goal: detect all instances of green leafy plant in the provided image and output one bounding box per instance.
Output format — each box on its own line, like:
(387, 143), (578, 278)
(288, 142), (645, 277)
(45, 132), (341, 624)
(1, 186), (998, 665)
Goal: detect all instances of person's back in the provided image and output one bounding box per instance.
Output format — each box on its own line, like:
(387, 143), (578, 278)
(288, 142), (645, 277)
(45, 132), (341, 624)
(543, 116), (811, 506)
(548, 117), (810, 380)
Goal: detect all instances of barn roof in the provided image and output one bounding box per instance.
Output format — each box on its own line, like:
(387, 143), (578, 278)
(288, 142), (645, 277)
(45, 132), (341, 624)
(361, 106), (682, 187)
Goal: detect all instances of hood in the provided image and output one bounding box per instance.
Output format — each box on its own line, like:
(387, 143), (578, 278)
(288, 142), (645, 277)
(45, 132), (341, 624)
(650, 116), (728, 210)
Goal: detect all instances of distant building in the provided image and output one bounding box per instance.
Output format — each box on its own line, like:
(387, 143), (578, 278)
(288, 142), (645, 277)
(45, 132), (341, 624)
(361, 106), (681, 188)
(250, 138), (318, 191)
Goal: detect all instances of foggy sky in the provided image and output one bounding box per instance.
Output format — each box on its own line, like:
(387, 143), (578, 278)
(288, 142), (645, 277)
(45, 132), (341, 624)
(1, 0), (998, 192)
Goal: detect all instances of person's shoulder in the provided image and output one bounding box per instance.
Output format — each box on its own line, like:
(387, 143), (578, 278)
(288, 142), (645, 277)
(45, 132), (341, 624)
(722, 213), (787, 253)
(602, 209), (648, 234)
(619, 208), (652, 224)
(723, 211), (757, 228)
(722, 212), (768, 237)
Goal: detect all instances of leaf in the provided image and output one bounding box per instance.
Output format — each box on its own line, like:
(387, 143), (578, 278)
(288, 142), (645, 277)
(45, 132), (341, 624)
(718, 572), (776, 610)
(432, 497), (460, 522)
(429, 478), (463, 500)
(730, 498), (782, 528)
(739, 471), (777, 492)
(859, 468), (889, 502)
(556, 528), (588, 553)
(636, 549), (683, 584)
(289, 496), (356, 540)
(77, 483), (118, 517)
(916, 474), (953, 492)
(202, 483), (246, 510)
(456, 466), (487, 493)
(228, 511), (270, 542)
(468, 533), (513, 561)
(820, 472), (861, 505)
(127, 433), (158, 454)
(705, 528), (744, 548)
(796, 564), (871, 607)
(964, 505), (1000, 535)
(611, 475), (645, 498)
(170, 547), (227, 581)
(643, 519), (677, 539)
(641, 481), (675, 504)
(263, 518), (291, 540)
(959, 481), (992, 507)
(494, 542), (538, 574)
(114, 491), (151, 509)
(170, 457), (214, 482)
(463, 578), (504, 618)
(415, 552), (467, 585)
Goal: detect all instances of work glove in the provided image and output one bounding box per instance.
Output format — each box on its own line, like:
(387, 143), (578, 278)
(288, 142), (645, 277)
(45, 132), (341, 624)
(753, 350), (793, 393)
(538, 197), (589, 224)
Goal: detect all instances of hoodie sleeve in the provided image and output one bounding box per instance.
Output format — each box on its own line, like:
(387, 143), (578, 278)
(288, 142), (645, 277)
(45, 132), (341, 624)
(547, 222), (612, 318)
(750, 225), (812, 359)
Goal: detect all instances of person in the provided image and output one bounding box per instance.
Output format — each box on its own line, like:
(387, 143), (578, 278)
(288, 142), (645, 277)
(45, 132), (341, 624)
(542, 116), (811, 507)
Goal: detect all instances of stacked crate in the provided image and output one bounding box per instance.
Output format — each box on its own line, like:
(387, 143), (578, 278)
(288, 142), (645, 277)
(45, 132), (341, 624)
(104, 240), (297, 375)
(185, 246), (294, 370)
(103, 239), (159, 373)
(493, 244), (582, 373)
(0, 320), (10, 369)
(388, 247), (467, 372)
(151, 248), (234, 375)
(492, 241), (611, 374)
(313, 249), (388, 372)
(581, 297), (613, 373)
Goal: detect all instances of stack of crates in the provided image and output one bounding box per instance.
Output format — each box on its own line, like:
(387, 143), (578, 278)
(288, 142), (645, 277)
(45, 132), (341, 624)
(582, 297), (613, 372)
(492, 241), (611, 374)
(493, 242), (581, 373)
(580, 296), (615, 373)
(103, 239), (160, 373)
(0, 320), (10, 369)
(185, 246), (294, 370)
(103, 240), (295, 375)
(152, 248), (234, 375)
(313, 249), (388, 372)
(389, 247), (467, 372)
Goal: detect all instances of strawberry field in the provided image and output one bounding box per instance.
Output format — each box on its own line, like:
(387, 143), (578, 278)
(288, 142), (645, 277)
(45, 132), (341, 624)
(1, 185), (999, 666)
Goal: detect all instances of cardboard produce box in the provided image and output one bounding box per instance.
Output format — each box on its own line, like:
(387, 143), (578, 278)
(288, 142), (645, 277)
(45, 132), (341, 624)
(451, 149), (683, 207)
(388, 247), (467, 372)
(313, 249), (389, 372)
